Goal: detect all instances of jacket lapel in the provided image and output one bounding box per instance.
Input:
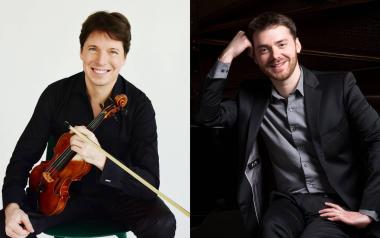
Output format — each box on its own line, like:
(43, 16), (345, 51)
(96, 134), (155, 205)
(302, 66), (324, 157)
(244, 83), (271, 165)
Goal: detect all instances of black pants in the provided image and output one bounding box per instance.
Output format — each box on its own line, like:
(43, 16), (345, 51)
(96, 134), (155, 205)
(0, 195), (176, 238)
(260, 192), (357, 238)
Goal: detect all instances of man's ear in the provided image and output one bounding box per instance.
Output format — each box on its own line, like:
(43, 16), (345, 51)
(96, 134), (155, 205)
(296, 37), (302, 53)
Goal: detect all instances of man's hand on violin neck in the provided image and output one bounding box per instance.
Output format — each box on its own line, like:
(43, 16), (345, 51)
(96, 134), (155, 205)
(70, 126), (107, 170)
(4, 203), (34, 238)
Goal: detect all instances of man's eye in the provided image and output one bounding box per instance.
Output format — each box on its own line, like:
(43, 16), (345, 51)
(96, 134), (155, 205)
(279, 43), (287, 48)
(259, 48), (268, 54)
(110, 50), (119, 55)
(88, 47), (96, 51)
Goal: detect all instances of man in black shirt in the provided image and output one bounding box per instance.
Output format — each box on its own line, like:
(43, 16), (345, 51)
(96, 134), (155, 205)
(1, 11), (175, 238)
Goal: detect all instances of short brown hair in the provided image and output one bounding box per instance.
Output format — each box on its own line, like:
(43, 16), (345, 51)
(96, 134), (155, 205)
(247, 12), (297, 41)
(80, 11), (131, 56)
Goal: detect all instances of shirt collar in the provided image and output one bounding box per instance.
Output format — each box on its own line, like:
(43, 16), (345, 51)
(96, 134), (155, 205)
(271, 67), (304, 101)
(110, 75), (125, 98)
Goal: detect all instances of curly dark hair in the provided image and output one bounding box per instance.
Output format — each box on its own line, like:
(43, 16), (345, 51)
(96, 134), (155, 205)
(247, 12), (297, 41)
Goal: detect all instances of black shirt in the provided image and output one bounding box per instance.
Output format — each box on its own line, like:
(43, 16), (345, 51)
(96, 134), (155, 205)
(2, 72), (159, 208)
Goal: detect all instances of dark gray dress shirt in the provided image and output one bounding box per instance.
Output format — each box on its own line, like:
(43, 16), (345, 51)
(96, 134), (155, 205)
(260, 70), (334, 194)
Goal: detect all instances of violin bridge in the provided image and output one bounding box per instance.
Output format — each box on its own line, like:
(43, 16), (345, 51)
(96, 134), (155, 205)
(42, 172), (54, 183)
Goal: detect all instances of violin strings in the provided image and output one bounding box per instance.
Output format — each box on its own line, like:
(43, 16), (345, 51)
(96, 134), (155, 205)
(44, 99), (116, 176)
(46, 116), (101, 175)
(43, 100), (117, 174)
(45, 112), (106, 176)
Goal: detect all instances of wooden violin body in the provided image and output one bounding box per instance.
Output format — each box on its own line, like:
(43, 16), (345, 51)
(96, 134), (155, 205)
(28, 94), (127, 216)
(29, 133), (92, 215)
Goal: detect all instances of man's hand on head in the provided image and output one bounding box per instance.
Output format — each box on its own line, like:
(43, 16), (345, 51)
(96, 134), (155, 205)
(219, 31), (253, 64)
(319, 202), (372, 228)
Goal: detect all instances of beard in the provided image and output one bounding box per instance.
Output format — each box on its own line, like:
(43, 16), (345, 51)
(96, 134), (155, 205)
(259, 55), (298, 81)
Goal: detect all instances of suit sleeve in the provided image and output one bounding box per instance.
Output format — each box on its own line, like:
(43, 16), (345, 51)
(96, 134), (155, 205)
(194, 61), (238, 128)
(343, 72), (380, 213)
(99, 97), (160, 200)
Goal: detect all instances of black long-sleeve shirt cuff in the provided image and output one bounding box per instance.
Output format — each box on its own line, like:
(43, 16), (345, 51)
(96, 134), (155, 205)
(2, 187), (27, 208)
(99, 158), (158, 200)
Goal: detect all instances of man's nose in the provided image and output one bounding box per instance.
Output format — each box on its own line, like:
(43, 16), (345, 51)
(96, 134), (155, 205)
(95, 51), (108, 65)
(271, 47), (281, 59)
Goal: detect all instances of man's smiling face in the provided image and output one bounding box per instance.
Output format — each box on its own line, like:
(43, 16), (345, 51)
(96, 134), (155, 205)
(253, 25), (301, 82)
(80, 31), (126, 88)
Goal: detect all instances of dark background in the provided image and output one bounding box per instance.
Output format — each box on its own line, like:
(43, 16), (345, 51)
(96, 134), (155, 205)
(191, 1), (380, 237)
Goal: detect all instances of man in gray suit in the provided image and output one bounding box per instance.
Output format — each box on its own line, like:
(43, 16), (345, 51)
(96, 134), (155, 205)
(196, 12), (380, 237)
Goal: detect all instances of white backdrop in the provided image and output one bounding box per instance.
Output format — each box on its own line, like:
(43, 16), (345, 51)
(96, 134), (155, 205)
(0, 1), (189, 237)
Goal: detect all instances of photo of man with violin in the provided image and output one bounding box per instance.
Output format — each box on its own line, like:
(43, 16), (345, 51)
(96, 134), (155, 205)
(0, 6), (188, 238)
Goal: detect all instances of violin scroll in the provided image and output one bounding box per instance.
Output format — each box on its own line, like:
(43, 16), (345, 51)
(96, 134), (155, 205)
(115, 94), (128, 108)
(104, 94), (128, 119)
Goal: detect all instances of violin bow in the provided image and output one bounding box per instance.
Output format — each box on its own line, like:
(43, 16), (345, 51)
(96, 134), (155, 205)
(65, 122), (190, 217)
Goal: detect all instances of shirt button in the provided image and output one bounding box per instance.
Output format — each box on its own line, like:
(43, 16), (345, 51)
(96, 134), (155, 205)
(303, 162), (308, 167)
(290, 126), (296, 132)
(289, 107), (293, 112)
(248, 159), (260, 169)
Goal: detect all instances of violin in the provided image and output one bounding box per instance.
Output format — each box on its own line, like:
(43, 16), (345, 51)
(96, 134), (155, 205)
(29, 94), (128, 216)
